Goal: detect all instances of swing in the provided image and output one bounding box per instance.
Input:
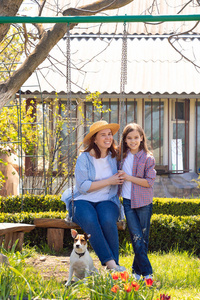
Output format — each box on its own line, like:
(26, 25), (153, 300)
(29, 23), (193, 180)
(34, 23), (127, 253)
(64, 23), (127, 231)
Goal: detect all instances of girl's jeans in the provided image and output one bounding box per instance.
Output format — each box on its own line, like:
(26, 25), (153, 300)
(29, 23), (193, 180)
(123, 198), (153, 276)
(69, 200), (119, 265)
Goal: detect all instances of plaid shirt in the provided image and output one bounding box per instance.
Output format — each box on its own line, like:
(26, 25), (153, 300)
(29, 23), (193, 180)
(124, 149), (156, 209)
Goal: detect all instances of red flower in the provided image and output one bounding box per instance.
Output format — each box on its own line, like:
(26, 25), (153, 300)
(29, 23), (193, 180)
(145, 278), (154, 286)
(120, 271), (129, 281)
(124, 283), (132, 293)
(111, 285), (120, 293)
(160, 294), (171, 300)
(131, 281), (140, 291)
(112, 272), (120, 280)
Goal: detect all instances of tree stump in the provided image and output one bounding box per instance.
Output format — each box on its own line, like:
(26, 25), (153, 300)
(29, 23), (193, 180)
(4, 231), (24, 251)
(47, 228), (64, 252)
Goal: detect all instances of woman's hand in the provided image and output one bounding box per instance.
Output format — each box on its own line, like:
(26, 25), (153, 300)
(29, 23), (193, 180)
(88, 173), (124, 192)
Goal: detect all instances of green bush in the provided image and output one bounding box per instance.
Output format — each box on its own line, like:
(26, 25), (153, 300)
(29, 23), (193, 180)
(0, 195), (65, 213)
(1, 195), (200, 216)
(120, 213), (200, 256)
(153, 197), (200, 216)
(149, 214), (200, 254)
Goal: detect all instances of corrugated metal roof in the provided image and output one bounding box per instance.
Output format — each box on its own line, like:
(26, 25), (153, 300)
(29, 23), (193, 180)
(39, 0), (200, 34)
(21, 36), (200, 96)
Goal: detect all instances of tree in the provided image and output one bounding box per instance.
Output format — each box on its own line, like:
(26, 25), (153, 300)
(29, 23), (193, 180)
(1, 0), (200, 111)
(0, 0), (134, 111)
(0, 16), (105, 194)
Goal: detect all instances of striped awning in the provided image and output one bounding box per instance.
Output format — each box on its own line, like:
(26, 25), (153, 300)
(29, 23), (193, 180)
(21, 35), (200, 96)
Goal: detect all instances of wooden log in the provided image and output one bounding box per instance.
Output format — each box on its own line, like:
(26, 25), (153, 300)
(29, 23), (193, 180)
(4, 232), (24, 251)
(47, 228), (64, 252)
(34, 218), (126, 252)
(13, 232), (24, 251)
(0, 223), (35, 236)
(0, 235), (4, 247)
(0, 223), (35, 251)
(34, 218), (79, 229)
(34, 218), (126, 230)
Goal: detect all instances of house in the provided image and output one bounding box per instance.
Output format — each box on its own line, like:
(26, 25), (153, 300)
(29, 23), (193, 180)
(19, 0), (200, 197)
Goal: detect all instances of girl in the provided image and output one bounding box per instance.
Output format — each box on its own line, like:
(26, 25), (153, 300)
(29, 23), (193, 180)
(118, 123), (156, 280)
(62, 120), (125, 272)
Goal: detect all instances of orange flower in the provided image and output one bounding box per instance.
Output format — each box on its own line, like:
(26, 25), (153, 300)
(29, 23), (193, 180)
(112, 272), (120, 280)
(145, 278), (154, 287)
(123, 283), (132, 293)
(131, 281), (140, 291)
(120, 271), (129, 281)
(111, 284), (120, 293)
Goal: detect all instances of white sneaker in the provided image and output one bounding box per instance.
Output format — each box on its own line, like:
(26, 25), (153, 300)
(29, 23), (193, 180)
(144, 274), (153, 280)
(112, 265), (126, 272)
(132, 273), (142, 281)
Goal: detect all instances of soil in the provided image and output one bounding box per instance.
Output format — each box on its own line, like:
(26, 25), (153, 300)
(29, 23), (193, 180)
(25, 253), (104, 284)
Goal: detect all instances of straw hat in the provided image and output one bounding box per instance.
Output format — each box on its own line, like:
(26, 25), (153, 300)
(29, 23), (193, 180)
(83, 120), (120, 145)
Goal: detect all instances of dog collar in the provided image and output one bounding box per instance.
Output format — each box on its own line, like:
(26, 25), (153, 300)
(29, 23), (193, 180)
(75, 251), (85, 258)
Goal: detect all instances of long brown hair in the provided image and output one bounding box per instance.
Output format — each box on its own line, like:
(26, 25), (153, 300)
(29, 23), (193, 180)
(118, 123), (152, 160)
(83, 132), (118, 158)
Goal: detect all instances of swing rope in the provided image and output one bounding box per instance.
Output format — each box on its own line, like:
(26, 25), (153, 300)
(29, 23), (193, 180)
(66, 24), (74, 222)
(119, 22), (127, 167)
(118, 22), (127, 220)
(65, 23), (127, 222)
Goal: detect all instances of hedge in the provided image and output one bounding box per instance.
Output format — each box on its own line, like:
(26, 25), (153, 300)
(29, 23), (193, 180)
(153, 197), (200, 216)
(1, 195), (200, 216)
(1, 211), (200, 256)
(0, 195), (65, 213)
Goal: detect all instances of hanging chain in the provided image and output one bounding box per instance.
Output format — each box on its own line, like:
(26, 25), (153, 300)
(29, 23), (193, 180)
(118, 22), (128, 221)
(66, 24), (74, 220)
(119, 22), (127, 167)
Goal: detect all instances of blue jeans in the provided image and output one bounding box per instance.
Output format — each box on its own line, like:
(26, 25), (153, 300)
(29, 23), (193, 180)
(69, 200), (120, 265)
(123, 198), (153, 276)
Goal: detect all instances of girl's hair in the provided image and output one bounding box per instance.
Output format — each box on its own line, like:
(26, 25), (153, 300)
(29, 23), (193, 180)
(118, 123), (152, 160)
(83, 132), (117, 158)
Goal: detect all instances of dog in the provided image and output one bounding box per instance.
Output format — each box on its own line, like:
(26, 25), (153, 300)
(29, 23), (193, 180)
(65, 229), (98, 286)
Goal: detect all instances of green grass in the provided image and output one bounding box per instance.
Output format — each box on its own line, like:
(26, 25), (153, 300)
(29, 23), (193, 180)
(120, 250), (200, 299)
(0, 244), (200, 299)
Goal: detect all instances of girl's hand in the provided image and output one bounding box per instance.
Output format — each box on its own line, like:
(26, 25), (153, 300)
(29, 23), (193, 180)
(108, 173), (124, 185)
(118, 170), (129, 181)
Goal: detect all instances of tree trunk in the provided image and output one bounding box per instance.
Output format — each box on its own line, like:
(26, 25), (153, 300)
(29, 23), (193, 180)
(0, 0), (23, 42)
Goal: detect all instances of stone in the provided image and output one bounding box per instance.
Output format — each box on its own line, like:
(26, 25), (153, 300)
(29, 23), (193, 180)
(0, 253), (9, 265)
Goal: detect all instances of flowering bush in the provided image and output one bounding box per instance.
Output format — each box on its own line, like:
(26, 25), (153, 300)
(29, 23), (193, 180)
(110, 271), (155, 300)
(84, 270), (171, 300)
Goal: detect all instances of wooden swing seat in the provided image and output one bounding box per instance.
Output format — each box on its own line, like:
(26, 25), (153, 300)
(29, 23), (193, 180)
(0, 223), (35, 251)
(34, 218), (126, 252)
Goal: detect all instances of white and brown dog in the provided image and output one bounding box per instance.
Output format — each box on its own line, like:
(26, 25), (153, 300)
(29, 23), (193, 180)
(65, 229), (98, 286)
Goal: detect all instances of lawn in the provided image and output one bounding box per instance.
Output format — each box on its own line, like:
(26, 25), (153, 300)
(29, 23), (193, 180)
(0, 245), (200, 299)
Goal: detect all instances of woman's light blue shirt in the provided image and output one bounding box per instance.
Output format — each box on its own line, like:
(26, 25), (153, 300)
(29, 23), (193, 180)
(61, 152), (120, 210)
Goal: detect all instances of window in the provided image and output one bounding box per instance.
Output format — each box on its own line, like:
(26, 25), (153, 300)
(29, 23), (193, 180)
(172, 100), (189, 121)
(145, 100), (164, 165)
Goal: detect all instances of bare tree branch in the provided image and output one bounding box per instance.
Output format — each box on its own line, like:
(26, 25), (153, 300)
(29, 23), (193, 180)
(168, 21), (200, 70)
(0, 0), (134, 110)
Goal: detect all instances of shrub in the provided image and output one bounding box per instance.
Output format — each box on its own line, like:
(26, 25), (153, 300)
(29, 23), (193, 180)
(153, 198), (200, 216)
(1, 195), (200, 216)
(0, 195), (65, 213)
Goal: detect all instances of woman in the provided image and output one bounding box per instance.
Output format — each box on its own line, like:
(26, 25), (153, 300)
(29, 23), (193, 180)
(62, 120), (125, 271)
